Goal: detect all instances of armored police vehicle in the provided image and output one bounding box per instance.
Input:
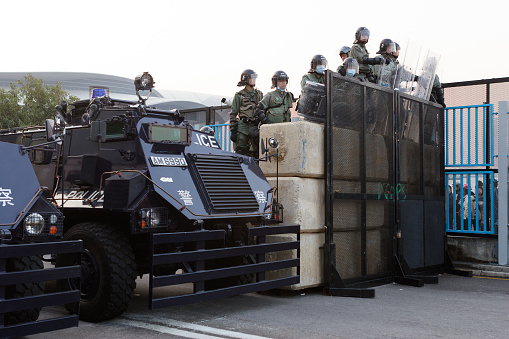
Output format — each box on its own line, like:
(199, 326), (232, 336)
(0, 141), (81, 338)
(0, 73), (299, 323)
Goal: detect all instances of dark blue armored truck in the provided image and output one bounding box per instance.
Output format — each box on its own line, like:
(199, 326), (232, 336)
(0, 141), (81, 338)
(0, 73), (299, 323)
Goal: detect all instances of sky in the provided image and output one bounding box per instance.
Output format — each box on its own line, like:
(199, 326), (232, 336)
(2, 0), (508, 101)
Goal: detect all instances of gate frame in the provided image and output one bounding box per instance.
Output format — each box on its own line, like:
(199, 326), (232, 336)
(324, 71), (446, 297)
(148, 225), (300, 309)
(0, 240), (82, 338)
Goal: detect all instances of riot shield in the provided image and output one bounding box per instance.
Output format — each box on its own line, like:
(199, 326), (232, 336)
(377, 60), (399, 89)
(410, 50), (440, 100)
(394, 40), (421, 94)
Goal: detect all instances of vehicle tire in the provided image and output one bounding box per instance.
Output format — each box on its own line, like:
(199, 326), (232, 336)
(56, 222), (137, 322)
(4, 256), (45, 325)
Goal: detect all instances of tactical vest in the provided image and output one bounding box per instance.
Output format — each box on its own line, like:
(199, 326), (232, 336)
(266, 90), (293, 123)
(237, 89), (262, 119)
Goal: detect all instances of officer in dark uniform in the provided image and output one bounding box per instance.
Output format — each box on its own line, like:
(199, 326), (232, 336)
(350, 26), (389, 82)
(230, 69), (264, 157)
(255, 71), (294, 124)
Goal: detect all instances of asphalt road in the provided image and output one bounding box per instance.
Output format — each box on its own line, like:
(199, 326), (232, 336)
(24, 274), (509, 339)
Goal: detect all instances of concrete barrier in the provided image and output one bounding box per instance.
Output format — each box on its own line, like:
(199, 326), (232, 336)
(260, 121), (390, 182)
(259, 121), (324, 178)
(267, 177), (325, 232)
(265, 232), (325, 290)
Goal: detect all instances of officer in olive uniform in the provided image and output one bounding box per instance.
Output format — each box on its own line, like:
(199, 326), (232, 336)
(340, 57), (363, 81)
(373, 39), (398, 87)
(301, 55), (328, 90)
(255, 71), (294, 124)
(337, 46), (351, 73)
(350, 27), (388, 82)
(230, 69), (264, 156)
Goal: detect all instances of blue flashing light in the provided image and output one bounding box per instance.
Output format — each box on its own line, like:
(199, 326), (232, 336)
(92, 88), (107, 98)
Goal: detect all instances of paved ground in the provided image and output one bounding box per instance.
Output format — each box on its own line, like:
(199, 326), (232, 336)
(24, 274), (509, 339)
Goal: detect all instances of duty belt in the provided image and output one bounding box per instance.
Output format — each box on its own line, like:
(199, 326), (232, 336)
(241, 117), (259, 123)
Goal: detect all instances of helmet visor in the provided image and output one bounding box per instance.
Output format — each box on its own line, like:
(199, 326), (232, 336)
(248, 73), (257, 85)
(385, 42), (396, 54)
(344, 58), (359, 74)
(360, 29), (370, 41)
(316, 59), (328, 67)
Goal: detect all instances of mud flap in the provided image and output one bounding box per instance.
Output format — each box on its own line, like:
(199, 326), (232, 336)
(149, 225), (300, 310)
(0, 240), (82, 338)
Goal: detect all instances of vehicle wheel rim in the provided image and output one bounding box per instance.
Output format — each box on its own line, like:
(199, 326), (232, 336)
(79, 248), (100, 301)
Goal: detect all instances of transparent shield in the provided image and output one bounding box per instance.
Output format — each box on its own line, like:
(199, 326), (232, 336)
(394, 40), (421, 93)
(411, 50), (441, 100)
(377, 60), (399, 89)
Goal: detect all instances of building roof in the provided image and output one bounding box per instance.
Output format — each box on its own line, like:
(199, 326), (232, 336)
(0, 72), (226, 110)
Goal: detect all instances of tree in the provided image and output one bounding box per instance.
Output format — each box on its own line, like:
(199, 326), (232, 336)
(0, 74), (79, 130)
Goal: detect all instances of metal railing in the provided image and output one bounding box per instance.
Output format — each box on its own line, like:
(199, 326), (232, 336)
(445, 104), (497, 235)
(208, 123), (233, 153)
(445, 104), (494, 167)
(445, 171), (496, 234)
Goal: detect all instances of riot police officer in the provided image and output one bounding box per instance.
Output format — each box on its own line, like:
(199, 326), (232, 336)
(230, 69), (264, 156)
(256, 71), (294, 124)
(301, 55), (328, 90)
(341, 57), (363, 80)
(373, 39), (398, 87)
(337, 46), (351, 73)
(350, 27), (389, 82)
(430, 74), (446, 108)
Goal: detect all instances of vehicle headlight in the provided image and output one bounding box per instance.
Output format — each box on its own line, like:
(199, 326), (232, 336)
(24, 213), (45, 235)
(140, 208), (167, 229)
(146, 209), (161, 227)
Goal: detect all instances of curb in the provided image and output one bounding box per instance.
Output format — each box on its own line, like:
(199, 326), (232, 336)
(453, 262), (509, 279)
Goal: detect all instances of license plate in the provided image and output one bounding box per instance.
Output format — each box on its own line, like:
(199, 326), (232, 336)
(150, 156), (188, 167)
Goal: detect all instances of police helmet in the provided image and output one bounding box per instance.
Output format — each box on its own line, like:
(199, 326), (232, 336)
(271, 70), (289, 89)
(343, 58), (359, 76)
(377, 39), (395, 55)
(339, 46), (351, 56)
(237, 69), (258, 87)
(354, 27), (370, 44)
(310, 54), (328, 71)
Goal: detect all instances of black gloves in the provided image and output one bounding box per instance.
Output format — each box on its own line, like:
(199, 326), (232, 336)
(229, 118), (238, 143)
(230, 130), (237, 143)
(362, 57), (385, 65)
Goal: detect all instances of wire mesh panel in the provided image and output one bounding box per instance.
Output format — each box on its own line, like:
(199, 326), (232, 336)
(397, 93), (445, 270)
(328, 74), (394, 284)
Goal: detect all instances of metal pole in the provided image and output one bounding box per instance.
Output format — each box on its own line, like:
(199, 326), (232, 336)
(498, 101), (508, 265)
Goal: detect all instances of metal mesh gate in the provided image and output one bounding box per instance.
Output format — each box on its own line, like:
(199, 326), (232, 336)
(398, 94), (445, 270)
(327, 74), (394, 285)
(325, 71), (445, 292)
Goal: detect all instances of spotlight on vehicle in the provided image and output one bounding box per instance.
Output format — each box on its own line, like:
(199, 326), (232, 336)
(134, 72), (155, 92)
(268, 137), (279, 149)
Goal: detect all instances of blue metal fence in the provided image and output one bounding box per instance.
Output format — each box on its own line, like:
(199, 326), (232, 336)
(208, 123), (234, 153)
(445, 104), (494, 167)
(445, 171), (496, 234)
(445, 104), (497, 235)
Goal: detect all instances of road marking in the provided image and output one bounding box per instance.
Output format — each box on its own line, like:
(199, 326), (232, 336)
(117, 319), (221, 338)
(473, 275), (509, 281)
(121, 314), (272, 339)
